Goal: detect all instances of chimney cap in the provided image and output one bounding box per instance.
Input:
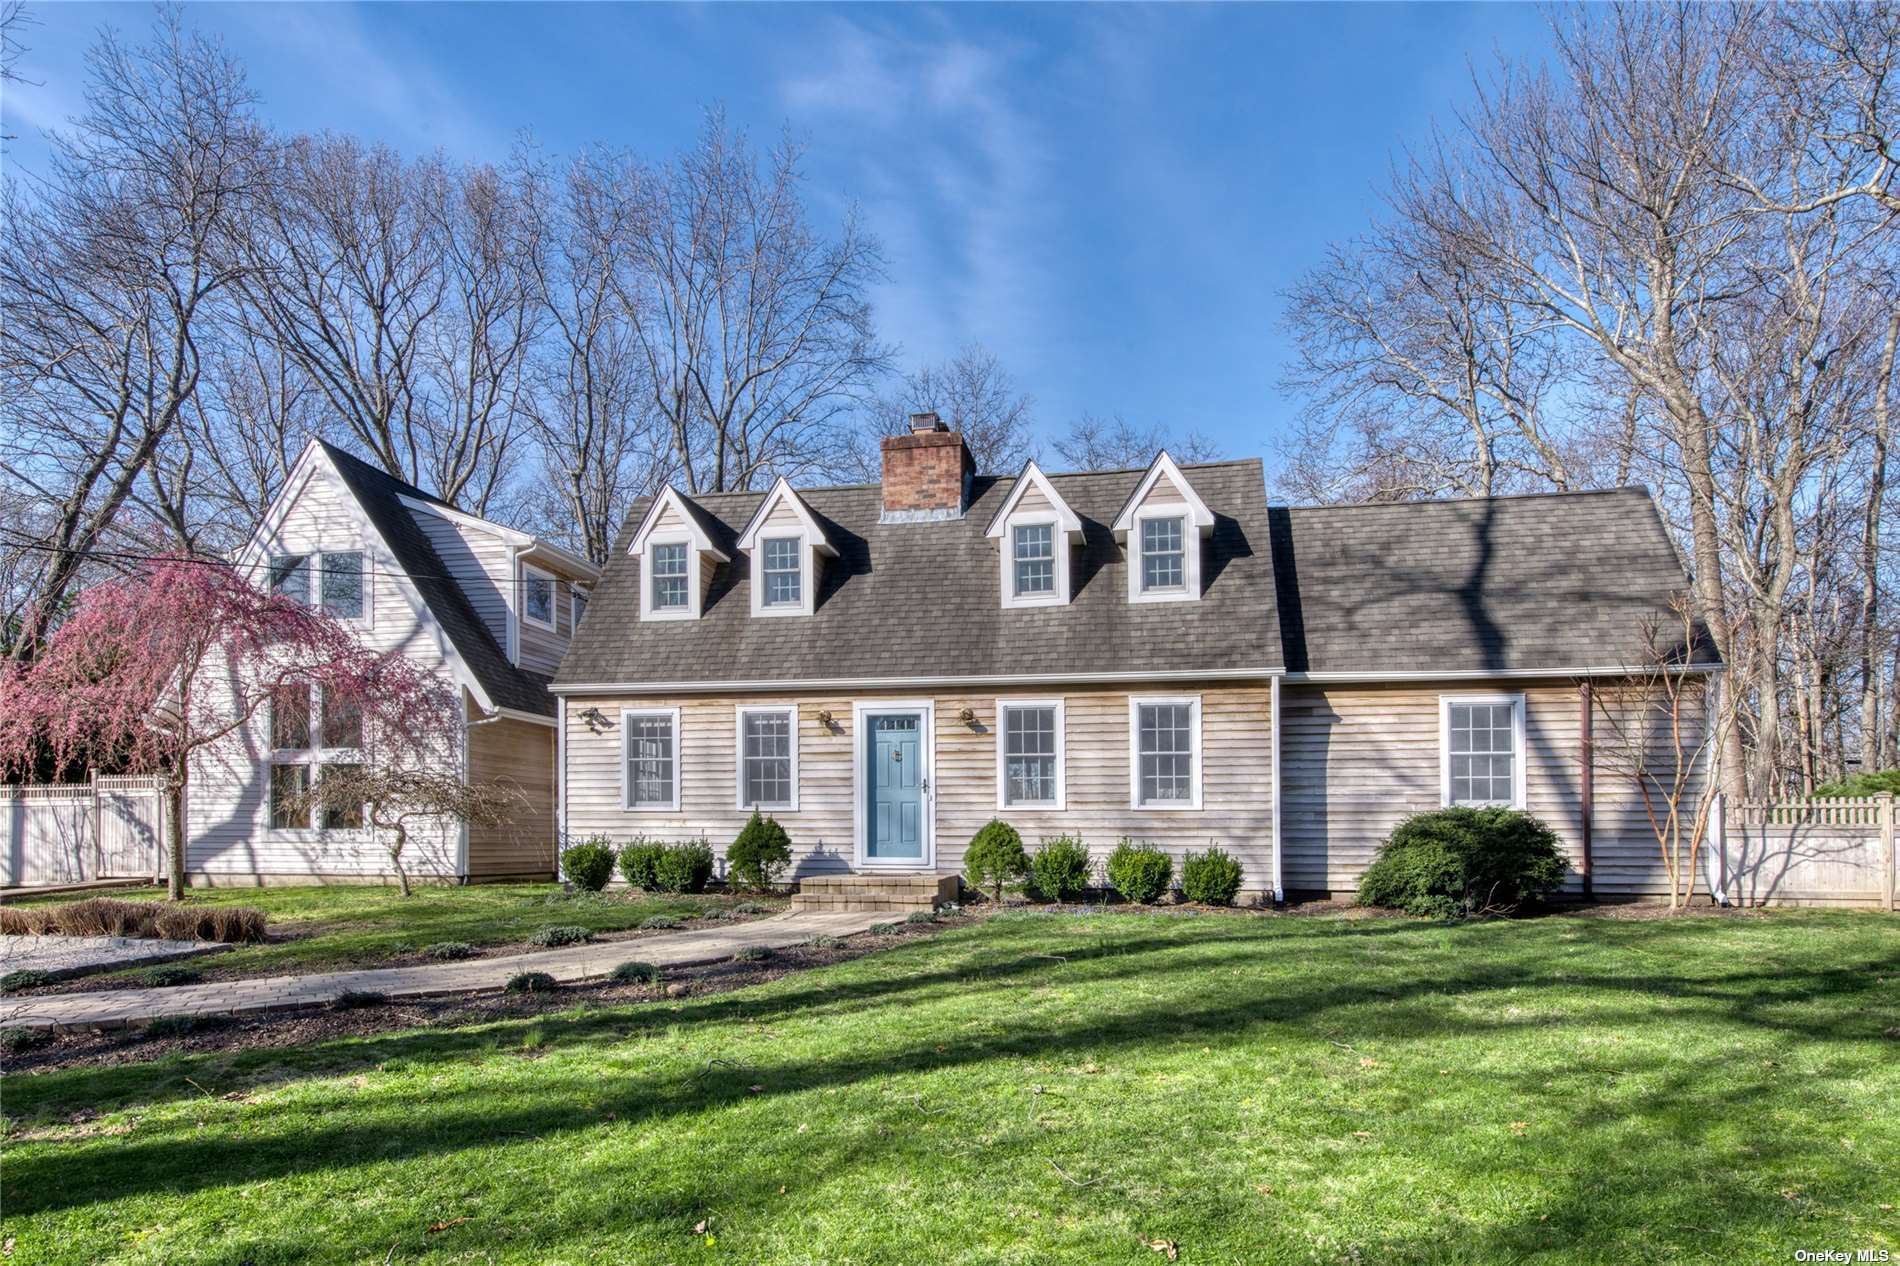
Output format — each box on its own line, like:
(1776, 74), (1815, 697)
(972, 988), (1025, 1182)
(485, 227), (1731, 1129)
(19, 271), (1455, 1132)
(908, 411), (946, 434)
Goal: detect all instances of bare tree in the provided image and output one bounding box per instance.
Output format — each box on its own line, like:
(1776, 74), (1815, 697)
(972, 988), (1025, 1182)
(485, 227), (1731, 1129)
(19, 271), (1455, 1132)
(1054, 412), (1223, 471)
(290, 766), (528, 898)
(849, 343), (1036, 478)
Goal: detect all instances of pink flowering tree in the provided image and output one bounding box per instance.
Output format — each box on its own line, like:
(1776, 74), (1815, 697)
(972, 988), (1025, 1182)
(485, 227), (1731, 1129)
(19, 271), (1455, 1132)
(0, 560), (456, 899)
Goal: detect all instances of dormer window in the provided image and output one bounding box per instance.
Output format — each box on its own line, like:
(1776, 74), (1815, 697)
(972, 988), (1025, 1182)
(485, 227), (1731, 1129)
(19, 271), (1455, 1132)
(761, 537), (803, 607)
(629, 487), (730, 623)
(1113, 452), (1216, 605)
(650, 543), (689, 611)
(987, 460), (1082, 610)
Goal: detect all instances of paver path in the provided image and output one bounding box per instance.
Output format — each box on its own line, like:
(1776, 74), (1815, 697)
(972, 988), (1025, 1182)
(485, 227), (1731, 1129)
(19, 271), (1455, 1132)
(0, 910), (891, 1030)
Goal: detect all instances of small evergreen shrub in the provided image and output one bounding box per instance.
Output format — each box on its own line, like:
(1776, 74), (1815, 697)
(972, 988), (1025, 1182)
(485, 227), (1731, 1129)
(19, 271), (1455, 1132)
(144, 1014), (222, 1039)
(506, 971), (559, 993)
(1029, 834), (1093, 901)
(1180, 846), (1244, 906)
(639, 915), (682, 931)
(0, 1026), (50, 1055)
(1106, 839), (1174, 904)
(733, 900), (772, 915)
(1813, 768), (1900, 798)
(618, 838), (666, 890)
(904, 910), (937, 924)
(141, 965), (204, 987)
(652, 840), (715, 894)
(869, 921), (900, 936)
(611, 960), (660, 984)
(331, 989), (387, 1010)
(732, 945), (771, 963)
(727, 813), (794, 890)
(1, 970), (53, 992)
(806, 934), (846, 949)
(1357, 807), (1568, 919)
(560, 838), (617, 892)
(963, 819), (1028, 902)
(527, 925), (592, 948)
(424, 941), (475, 961)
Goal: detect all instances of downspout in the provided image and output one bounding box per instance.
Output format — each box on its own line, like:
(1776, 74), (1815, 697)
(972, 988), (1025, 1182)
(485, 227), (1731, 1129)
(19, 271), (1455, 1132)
(1705, 673), (1730, 906)
(1578, 681), (1594, 900)
(504, 544), (525, 666)
(1270, 674), (1284, 905)
(555, 699), (568, 880)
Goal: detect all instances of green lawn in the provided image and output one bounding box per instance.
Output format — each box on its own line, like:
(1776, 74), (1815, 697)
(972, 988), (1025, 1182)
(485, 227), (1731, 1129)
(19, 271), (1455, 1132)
(3, 909), (1896, 1264)
(14, 883), (765, 982)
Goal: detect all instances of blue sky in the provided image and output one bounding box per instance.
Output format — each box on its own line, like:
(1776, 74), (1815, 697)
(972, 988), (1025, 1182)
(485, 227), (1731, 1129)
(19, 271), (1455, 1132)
(0, 2), (1557, 463)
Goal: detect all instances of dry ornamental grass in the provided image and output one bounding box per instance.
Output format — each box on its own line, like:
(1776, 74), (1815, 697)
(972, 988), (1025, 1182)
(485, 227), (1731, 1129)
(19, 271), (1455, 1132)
(0, 898), (267, 943)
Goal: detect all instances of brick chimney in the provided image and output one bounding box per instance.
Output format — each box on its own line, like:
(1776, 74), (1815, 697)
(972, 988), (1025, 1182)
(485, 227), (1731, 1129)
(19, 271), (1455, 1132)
(880, 411), (973, 522)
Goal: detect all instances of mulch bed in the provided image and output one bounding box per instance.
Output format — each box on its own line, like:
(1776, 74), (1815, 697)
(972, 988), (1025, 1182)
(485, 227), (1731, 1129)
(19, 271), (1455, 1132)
(0, 916), (962, 1075)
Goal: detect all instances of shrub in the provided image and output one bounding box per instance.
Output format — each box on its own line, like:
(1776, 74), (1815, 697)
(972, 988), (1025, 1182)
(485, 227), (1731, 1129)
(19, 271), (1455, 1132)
(1181, 846), (1244, 906)
(0, 1026), (50, 1055)
(141, 965), (204, 987)
(151, 905), (269, 944)
(868, 921), (900, 936)
(560, 838), (617, 892)
(733, 900), (772, 915)
(331, 989), (387, 1010)
(617, 838), (666, 890)
(1029, 834), (1093, 902)
(806, 934), (846, 949)
(423, 941), (475, 961)
(1814, 768), (1900, 798)
(1, 969), (53, 992)
(904, 910), (937, 925)
(732, 945), (771, 963)
(963, 819), (1028, 902)
(727, 813), (794, 891)
(506, 971), (559, 993)
(639, 915), (681, 931)
(144, 1014), (221, 1039)
(1357, 807), (1568, 919)
(611, 960), (660, 984)
(1106, 840), (1174, 904)
(526, 925), (592, 948)
(651, 840), (715, 894)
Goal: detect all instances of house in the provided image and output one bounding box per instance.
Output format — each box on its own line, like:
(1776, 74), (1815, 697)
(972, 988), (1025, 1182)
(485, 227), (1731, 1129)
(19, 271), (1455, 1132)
(184, 440), (600, 885)
(552, 414), (1719, 904)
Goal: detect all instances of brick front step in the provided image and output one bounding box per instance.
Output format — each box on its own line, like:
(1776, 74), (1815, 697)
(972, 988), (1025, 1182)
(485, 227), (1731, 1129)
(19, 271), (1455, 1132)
(790, 872), (961, 912)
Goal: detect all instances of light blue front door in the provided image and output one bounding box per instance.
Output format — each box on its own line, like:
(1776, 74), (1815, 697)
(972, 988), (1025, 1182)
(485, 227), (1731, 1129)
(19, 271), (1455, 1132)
(866, 713), (925, 862)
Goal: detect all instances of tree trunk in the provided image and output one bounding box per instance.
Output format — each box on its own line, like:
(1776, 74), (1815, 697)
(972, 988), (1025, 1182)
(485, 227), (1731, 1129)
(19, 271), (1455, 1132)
(1863, 312), (1896, 775)
(388, 816), (412, 898)
(165, 776), (187, 901)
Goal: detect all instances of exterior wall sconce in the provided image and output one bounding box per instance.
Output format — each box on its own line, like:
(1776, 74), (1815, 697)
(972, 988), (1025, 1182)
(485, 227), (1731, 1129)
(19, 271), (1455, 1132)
(957, 707), (977, 726)
(816, 708), (836, 729)
(579, 706), (610, 732)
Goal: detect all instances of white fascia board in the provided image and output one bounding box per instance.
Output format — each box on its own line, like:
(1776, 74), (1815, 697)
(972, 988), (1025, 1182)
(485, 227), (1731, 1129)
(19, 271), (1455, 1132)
(400, 494), (602, 581)
(1281, 664), (1725, 683)
(736, 477), (838, 557)
(629, 486), (730, 562)
(1110, 451), (1215, 538)
(984, 461), (1082, 538)
(551, 666), (1284, 695)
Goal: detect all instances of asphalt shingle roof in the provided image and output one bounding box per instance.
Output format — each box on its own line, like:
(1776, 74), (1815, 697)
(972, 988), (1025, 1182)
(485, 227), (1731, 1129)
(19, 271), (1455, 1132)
(320, 442), (556, 716)
(556, 459), (1284, 687)
(1268, 487), (1717, 675)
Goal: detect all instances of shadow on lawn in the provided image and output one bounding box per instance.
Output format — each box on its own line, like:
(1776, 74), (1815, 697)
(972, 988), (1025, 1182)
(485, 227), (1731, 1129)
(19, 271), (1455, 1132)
(9, 915), (1898, 1234)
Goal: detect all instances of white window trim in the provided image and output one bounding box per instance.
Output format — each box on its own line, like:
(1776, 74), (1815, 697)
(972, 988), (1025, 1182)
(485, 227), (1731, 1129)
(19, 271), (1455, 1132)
(995, 698), (1066, 810)
(621, 706), (683, 812)
(1127, 507), (1202, 604)
(999, 514), (1071, 609)
(269, 549), (374, 627)
(1438, 693), (1528, 810)
(264, 683), (369, 837)
(520, 561), (559, 632)
(1128, 694), (1202, 810)
(639, 535), (700, 622)
(735, 704), (800, 812)
(749, 532), (816, 618)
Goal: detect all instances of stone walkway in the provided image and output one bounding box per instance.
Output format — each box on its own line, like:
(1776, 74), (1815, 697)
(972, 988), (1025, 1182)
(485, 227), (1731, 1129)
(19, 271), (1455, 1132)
(0, 910), (891, 1031)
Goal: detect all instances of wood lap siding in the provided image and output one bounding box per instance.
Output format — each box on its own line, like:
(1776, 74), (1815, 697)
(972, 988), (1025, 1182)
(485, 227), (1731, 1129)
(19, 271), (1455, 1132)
(411, 511), (513, 650)
(466, 717), (557, 879)
(1280, 679), (1707, 898)
(564, 684), (1275, 888)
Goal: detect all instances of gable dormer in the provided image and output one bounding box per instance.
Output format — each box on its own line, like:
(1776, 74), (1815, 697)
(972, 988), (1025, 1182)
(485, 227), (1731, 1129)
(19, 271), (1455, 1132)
(985, 460), (1083, 609)
(1111, 452), (1216, 604)
(630, 487), (730, 622)
(735, 477), (838, 617)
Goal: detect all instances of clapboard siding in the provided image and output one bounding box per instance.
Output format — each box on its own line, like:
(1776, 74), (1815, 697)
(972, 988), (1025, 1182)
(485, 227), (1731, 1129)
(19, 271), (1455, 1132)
(467, 717), (557, 879)
(517, 559), (586, 676)
(1281, 678), (1708, 897)
(411, 510), (513, 651)
(564, 683), (1276, 891)
(186, 461), (462, 881)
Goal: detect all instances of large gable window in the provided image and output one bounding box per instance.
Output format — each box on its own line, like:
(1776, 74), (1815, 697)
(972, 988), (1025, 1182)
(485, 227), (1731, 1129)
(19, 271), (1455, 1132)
(737, 705), (798, 810)
(1139, 517), (1186, 593)
(623, 708), (681, 811)
(998, 700), (1064, 809)
(650, 543), (689, 612)
(270, 551), (365, 620)
(1130, 696), (1201, 809)
(1441, 695), (1526, 808)
(761, 537), (802, 608)
(267, 684), (364, 832)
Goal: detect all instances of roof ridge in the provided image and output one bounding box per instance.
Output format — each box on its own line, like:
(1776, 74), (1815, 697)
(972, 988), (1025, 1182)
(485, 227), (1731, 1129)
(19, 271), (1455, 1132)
(1287, 485), (1649, 512)
(663, 456), (1263, 501)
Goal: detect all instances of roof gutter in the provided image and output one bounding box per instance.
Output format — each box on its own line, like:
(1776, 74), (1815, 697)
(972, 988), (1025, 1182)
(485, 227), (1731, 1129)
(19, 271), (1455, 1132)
(550, 666), (1286, 696)
(1280, 664), (1724, 683)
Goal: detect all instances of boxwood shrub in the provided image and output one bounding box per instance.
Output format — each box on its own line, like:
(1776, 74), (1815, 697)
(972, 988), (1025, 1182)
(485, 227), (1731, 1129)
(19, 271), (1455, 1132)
(527, 925), (592, 948)
(727, 813), (793, 890)
(560, 837), (617, 892)
(1180, 846), (1244, 906)
(963, 819), (1028, 902)
(1029, 834), (1093, 902)
(651, 840), (716, 894)
(1106, 839), (1173, 904)
(618, 837), (666, 890)
(1357, 807), (1567, 919)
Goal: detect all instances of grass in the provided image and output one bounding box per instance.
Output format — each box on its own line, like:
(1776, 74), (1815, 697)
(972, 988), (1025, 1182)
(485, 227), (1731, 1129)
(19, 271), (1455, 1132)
(10, 884), (761, 983)
(2, 909), (1896, 1264)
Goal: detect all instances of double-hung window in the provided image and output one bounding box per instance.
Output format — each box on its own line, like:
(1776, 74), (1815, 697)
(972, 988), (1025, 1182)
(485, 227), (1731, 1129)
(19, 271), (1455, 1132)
(267, 683), (365, 830)
(737, 706), (797, 810)
(624, 708), (681, 810)
(1139, 517), (1186, 594)
(270, 551), (365, 619)
(998, 701), (1064, 809)
(1441, 695), (1525, 808)
(1012, 524), (1056, 599)
(761, 537), (802, 608)
(522, 564), (557, 630)
(1131, 696), (1200, 808)
(650, 543), (689, 612)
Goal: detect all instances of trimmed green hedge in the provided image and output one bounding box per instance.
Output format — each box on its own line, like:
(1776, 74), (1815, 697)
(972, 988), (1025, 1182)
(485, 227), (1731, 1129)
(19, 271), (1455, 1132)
(1106, 840), (1173, 904)
(1357, 807), (1567, 919)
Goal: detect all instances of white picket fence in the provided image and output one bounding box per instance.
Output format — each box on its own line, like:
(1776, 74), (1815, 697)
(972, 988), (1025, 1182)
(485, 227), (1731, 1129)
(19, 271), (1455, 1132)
(1721, 794), (1896, 909)
(0, 775), (165, 888)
